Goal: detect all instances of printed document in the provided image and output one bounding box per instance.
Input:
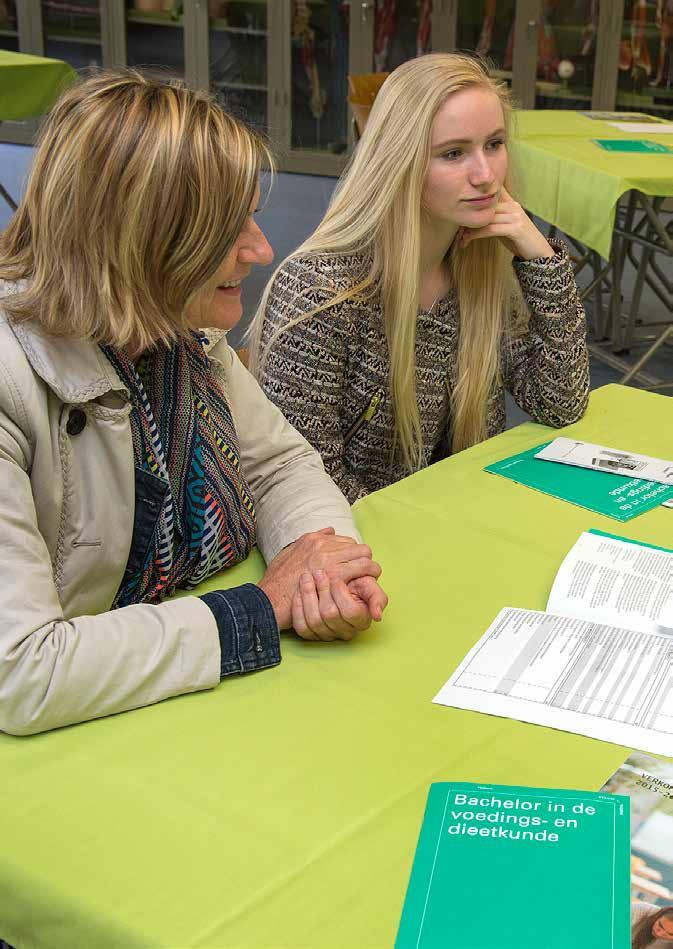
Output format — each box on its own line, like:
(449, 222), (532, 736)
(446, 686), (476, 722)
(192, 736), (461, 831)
(607, 122), (673, 134)
(434, 533), (673, 755)
(547, 531), (672, 635)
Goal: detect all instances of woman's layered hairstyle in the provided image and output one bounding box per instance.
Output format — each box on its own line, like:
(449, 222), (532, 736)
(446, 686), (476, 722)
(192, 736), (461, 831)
(250, 53), (522, 469)
(0, 69), (270, 354)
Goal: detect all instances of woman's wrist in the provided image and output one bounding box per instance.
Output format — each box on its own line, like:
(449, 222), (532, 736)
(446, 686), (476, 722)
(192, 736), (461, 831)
(513, 234), (555, 262)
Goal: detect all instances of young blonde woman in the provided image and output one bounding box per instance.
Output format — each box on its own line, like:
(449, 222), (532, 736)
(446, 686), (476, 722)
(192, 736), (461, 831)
(0, 70), (387, 736)
(249, 53), (589, 503)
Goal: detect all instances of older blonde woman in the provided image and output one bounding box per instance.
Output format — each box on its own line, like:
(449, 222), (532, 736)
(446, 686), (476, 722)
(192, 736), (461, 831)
(249, 53), (589, 503)
(0, 70), (387, 736)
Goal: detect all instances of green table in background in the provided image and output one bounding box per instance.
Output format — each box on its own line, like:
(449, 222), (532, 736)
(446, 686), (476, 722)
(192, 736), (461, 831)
(510, 110), (673, 261)
(0, 50), (76, 121)
(510, 110), (673, 387)
(0, 50), (76, 210)
(0, 385), (671, 949)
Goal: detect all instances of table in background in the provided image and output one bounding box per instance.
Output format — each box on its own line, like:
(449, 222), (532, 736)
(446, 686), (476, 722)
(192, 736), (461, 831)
(1, 385), (671, 949)
(0, 50), (76, 210)
(510, 110), (673, 388)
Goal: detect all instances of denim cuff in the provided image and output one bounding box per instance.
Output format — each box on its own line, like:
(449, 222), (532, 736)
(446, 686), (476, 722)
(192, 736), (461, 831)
(200, 584), (281, 679)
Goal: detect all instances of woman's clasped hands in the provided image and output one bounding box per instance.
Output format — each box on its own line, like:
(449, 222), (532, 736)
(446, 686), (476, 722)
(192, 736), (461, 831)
(258, 527), (388, 642)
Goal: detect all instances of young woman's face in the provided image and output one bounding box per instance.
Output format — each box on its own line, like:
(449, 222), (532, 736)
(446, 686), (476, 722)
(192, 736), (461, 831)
(652, 913), (673, 940)
(187, 183), (273, 332)
(422, 87), (508, 229)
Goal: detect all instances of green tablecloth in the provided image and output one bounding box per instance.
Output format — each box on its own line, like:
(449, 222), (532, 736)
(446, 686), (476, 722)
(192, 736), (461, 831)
(0, 50), (77, 121)
(510, 110), (673, 259)
(0, 384), (671, 949)
(510, 109), (668, 139)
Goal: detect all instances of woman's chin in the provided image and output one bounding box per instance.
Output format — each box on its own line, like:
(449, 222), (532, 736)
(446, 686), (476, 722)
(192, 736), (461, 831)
(207, 301), (244, 332)
(460, 210), (497, 228)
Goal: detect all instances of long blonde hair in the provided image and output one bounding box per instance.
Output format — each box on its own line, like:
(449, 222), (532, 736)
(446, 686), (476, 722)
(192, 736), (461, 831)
(249, 53), (521, 469)
(0, 69), (271, 354)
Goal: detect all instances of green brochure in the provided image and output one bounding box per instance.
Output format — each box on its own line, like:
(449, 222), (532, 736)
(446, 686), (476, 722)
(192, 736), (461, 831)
(485, 441), (673, 521)
(395, 782), (631, 949)
(594, 138), (673, 153)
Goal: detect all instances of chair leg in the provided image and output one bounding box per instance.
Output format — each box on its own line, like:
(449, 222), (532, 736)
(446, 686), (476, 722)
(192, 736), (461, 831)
(620, 324), (673, 386)
(0, 181), (17, 211)
(622, 243), (654, 351)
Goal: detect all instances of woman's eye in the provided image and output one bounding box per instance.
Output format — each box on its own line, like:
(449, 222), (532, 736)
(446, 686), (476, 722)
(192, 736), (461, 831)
(487, 139), (505, 151)
(441, 149), (462, 162)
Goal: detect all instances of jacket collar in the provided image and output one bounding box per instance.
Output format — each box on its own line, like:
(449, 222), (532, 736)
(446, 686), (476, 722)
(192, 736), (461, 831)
(11, 319), (129, 404)
(1, 280), (129, 403)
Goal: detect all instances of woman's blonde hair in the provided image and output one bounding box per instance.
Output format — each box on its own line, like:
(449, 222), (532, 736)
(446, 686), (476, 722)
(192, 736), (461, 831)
(0, 69), (271, 354)
(249, 53), (522, 469)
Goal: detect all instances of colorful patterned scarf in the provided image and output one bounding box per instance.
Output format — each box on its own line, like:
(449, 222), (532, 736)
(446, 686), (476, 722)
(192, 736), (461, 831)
(102, 334), (256, 606)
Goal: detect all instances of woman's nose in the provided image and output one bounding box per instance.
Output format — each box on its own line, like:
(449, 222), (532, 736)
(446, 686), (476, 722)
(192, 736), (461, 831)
(239, 221), (274, 267)
(469, 151), (495, 187)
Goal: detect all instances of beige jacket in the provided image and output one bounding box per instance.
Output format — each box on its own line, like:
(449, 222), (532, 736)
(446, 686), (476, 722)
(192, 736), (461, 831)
(0, 296), (357, 736)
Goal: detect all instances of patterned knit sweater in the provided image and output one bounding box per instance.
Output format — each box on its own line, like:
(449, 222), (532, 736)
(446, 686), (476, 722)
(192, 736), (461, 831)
(256, 239), (589, 504)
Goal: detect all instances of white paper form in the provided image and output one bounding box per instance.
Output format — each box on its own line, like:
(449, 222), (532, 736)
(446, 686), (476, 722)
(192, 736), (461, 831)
(433, 608), (673, 756)
(607, 122), (673, 134)
(547, 532), (673, 635)
(536, 438), (673, 487)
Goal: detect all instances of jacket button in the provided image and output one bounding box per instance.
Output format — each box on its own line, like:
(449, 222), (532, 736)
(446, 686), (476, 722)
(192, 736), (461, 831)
(66, 409), (87, 436)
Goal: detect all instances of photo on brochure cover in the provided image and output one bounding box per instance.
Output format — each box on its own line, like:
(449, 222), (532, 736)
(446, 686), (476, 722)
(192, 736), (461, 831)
(602, 753), (673, 947)
(590, 450), (673, 480)
(535, 439), (673, 487)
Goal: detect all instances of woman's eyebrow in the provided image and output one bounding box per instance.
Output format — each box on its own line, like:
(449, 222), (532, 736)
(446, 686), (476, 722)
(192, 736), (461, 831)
(433, 127), (506, 150)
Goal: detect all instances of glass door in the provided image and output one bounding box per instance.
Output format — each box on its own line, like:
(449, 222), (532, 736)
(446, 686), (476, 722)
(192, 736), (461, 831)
(617, 0), (673, 118)
(0, 0), (18, 52)
(126, 0), (185, 77)
(209, 1), (267, 133)
(455, 0), (517, 87)
(41, 0), (102, 70)
(533, 0), (600, 110)
(289, 0), (350, 156)
(372, 0), (433, 73)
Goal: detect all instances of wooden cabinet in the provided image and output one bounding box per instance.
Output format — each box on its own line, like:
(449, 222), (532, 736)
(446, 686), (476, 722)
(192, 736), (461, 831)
(40, 0), (103, 69)
(616, 0), (673, 118)
(0, 1), (19, 53)
(2, 2), (667, 171)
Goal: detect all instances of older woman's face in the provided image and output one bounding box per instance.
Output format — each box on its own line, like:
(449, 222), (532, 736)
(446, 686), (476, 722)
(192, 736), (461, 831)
(187, 184), (273, 332)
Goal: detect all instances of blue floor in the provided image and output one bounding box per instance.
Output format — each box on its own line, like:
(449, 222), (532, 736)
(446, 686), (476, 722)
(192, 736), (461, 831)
(2, 141), (671, 430)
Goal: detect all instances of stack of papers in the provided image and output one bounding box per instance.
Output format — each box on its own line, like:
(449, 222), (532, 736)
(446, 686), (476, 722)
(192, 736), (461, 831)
(486, 438), (673, 520)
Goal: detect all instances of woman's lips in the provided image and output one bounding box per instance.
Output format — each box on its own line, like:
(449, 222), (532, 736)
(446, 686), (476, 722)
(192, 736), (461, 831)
(216, 284), (242, 296)
(463, 194), (497, 205)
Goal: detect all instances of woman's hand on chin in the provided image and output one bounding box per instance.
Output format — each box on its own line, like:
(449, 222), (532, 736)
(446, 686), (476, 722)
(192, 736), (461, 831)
(459, 187), (555, 261)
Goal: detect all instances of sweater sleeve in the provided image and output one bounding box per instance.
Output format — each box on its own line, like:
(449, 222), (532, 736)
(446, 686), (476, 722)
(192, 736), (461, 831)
(502, 238), (590, 428)
(256, 258), (370, 505)
(208, 338), (362, 559)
